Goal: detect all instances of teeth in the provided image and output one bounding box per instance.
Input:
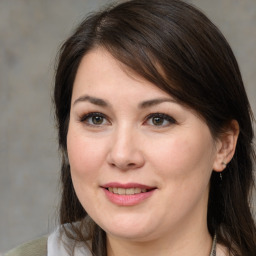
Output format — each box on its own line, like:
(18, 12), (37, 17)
(126, 188), (135, 195)
(118, 188), (125, 195)
(107, 187), (148, 195)
(134, 188), (141, 194)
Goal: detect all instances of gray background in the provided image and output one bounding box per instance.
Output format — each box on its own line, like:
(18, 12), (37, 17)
(1, 0), (255, 253)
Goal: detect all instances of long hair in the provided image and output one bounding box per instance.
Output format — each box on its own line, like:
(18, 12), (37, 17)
(54, 0), (256, 255)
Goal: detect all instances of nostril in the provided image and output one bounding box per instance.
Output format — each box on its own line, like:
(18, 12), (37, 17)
(127, 163), (136, 166)
(110, 162), (136, 169)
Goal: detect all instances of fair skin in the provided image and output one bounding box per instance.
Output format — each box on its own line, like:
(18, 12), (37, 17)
(67, 48), (238, 256)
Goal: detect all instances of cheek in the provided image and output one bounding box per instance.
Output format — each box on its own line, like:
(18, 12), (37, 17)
(67, 130), (104, 181)
(67, 130), (106, 211)
(150, 133), (215, 218)
(149, 131), (216, 183)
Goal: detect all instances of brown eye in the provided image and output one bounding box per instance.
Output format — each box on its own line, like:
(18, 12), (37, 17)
(91, 115), (104, 125)
(145, 113), (176, 127)
(80, 112), (109, 126)
(152, 116), (165, 126)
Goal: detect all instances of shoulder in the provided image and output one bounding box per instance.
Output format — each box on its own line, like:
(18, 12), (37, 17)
(4, 236), (48, 256)
(4, 222), (92, 256)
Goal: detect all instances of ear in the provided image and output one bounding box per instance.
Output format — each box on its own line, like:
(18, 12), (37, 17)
(213, 120), (239, 172)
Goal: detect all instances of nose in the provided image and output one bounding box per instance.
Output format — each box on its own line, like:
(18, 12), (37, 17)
(107, 127), (145, 171)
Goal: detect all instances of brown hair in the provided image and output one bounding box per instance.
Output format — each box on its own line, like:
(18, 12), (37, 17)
(54, 0), (256, 255)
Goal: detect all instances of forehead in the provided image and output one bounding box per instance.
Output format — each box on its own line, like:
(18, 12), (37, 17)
(72, 48), (174, 102)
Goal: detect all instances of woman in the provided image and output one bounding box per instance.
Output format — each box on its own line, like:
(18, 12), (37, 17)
(6, 0), (256, 255)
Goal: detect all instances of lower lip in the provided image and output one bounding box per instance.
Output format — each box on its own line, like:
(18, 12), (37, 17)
(102, 188), (155, 206)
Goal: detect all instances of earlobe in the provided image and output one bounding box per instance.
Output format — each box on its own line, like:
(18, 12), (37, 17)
(213, 120), (239, 172)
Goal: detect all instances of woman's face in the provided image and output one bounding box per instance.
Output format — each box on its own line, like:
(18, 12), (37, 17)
(67, 48), (221, 242)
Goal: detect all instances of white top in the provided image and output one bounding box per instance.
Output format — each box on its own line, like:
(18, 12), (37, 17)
(47, 227), (92, 256)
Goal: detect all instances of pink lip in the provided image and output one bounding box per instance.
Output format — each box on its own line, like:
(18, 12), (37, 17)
(101, 182), (156, 206)
(101, 182), (155, 190)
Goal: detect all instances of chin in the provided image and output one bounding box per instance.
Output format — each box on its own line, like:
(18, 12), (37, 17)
(98, 217), (158, 241)
(106, 228), (154, 241)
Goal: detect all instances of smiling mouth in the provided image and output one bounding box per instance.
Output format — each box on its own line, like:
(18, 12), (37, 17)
(102, 184), (156, 205)
(106, 187), (153, 195)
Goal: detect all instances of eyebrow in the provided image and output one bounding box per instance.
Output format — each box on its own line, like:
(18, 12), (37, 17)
(73, 95), (109, 107)
(139, 98), (177, 108)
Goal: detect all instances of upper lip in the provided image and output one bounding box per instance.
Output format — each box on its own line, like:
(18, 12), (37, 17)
(101, 182), (156, 190)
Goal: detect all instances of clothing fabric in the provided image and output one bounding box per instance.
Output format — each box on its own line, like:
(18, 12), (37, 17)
(4, 227), (92, 256)
(4, 236), (47, 256)
(47, 226), (92, 256)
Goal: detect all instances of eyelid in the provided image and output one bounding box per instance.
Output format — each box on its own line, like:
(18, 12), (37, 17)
(144, 113), (177, 126)
(79, 112), (111, 126)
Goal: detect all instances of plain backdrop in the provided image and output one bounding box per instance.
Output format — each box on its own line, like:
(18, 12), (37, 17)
(1, 0), (255, 253)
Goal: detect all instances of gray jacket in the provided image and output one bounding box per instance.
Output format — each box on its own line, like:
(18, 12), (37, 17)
(4, 236), (47, 256)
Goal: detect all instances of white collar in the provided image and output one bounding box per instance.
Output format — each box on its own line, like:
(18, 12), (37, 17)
(47, 226), (92, 256)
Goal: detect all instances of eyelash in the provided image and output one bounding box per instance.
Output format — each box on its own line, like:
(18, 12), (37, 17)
(144, 113), (176, 127)
(79, 112), (176, 127)
(79, 112), (110, 126)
